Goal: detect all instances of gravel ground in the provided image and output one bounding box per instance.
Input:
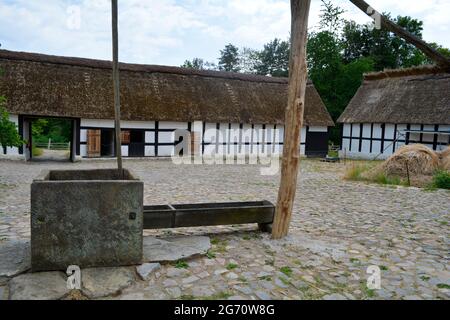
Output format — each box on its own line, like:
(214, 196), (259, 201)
(0, 158), (448, 300)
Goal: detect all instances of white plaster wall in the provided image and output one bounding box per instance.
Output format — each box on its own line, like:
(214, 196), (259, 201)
(145, 145), (155, 156)
(308, 126), (328, 132)
(80, 144), (87, 157)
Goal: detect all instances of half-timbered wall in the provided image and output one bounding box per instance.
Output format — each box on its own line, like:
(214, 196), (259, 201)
(1, 115), (329, 159)
(79, 119), (317, 158)
(341, 123), (450, 159)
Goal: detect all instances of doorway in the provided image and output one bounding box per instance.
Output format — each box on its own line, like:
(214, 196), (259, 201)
(101, 129), (115, 156)
(128, 130), (145, 157)
(21, 116), (78, 162)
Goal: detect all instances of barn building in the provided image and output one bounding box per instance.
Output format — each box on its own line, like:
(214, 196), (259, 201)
(0, 50), (334, 161)
(338, 66), (450, 159)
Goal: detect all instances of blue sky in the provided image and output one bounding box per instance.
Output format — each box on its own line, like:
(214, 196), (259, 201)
(1, 0), (449, 66)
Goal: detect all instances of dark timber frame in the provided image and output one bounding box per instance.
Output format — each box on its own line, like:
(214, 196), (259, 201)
(341, 123), (450, 154)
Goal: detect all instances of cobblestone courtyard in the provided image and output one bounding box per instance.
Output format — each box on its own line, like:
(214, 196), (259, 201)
(0, 158), (448, 300)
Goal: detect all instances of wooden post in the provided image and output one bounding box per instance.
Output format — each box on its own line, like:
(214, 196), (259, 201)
(111, 0), (123, 176)
(349, 0), (450, 68)
(272, 0), (311, 239)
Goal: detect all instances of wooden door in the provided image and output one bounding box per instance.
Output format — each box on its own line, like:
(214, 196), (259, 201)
(87, 129), (101, 157)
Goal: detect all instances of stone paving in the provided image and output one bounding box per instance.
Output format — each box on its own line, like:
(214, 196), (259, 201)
(0, 158), (449, 300)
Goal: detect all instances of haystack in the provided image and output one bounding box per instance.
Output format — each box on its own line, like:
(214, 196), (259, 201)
(439, 146), (450, 171)
(363, 145), (440, 183)
(384, 144), (440, 176)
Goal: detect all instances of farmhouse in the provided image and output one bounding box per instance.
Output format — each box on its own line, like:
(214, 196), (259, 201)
(338, 66), (450, 159)
(0, 49), (334, 161)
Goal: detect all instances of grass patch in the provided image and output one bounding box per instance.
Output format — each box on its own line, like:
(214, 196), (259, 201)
(436, 283), (450, 289)
(211, 238), (228, 253)
(380, 265), (388, 271)
(344, 162), (409, 187)
(431, 170), (450, 190)
(203, 291), (232, 300)
(360, 281), (376, 298)
(226, 263), (238, 270)
(174, 260), (189, 269)
(280, 266), (293, 277)
(279, 276), (291, 286)
(420, 275), (430, 281)
(206, 250), (216, 259)
(259, 275), (272, 281)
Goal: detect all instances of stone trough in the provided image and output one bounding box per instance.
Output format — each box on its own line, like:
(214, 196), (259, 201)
(30, 168), (274, 273)
(30, 169), (143, 272)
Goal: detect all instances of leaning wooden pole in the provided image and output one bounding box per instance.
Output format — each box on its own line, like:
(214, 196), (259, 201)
(272, 0), (311, 239)
(111, 0), (123, 175)
(349, 0), (450, 68)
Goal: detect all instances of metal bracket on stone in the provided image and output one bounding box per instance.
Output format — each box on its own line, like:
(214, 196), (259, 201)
(143, 200), (274, 232)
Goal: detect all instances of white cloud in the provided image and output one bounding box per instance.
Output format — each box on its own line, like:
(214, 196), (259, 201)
(0, 0), (448, 66)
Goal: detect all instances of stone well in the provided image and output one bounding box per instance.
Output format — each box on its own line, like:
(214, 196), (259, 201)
(30, 169), (143, 272)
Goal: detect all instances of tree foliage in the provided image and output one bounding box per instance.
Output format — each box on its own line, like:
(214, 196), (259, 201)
(218, 43), (240, 72)
(254, 38), (290, 77)
(181, 1), (449, 144)
(0, 96), (23, 154)
(32, 118), (72, 144)
(181, 58), (216, 70)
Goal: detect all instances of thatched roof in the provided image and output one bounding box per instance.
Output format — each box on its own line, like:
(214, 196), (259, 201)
(338, 65), (450, 125)
(0, 50), (333, 126)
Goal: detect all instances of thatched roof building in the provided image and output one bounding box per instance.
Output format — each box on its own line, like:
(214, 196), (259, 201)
(338, 65), (450, 125)
(0, 49), (333, 126)
(338, 66), (450, 160)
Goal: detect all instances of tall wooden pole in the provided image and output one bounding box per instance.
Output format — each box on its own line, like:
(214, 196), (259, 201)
(349, 0), (450, 68)
(111, 0), (123, 175)
(272, 0), (311, 239)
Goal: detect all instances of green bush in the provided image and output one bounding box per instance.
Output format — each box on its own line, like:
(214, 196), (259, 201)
(431, 170), (450, 190)
(32, 146), (43, 157)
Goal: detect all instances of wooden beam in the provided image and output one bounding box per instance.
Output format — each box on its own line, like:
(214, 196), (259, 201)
(349, 0), (450, 68)
(143, 201), (274, 230)
(111, 0), (123, 175)
(272, 0), (311, 239)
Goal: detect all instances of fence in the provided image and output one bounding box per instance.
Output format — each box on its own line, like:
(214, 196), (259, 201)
(34, 139), (70, 151)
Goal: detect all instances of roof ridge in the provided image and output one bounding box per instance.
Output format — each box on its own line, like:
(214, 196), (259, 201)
(363, 65), (449, 81)
(0, 49), (297, 85)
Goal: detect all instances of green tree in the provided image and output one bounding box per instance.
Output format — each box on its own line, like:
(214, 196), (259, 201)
(319, 0), (345, 34)
(255, 38), (290, 77)
(181, 58), (216, 70)
(218, 44), (240, 72)
(0, 96), (23, 154)
(341, 15), (429, 70)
